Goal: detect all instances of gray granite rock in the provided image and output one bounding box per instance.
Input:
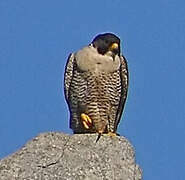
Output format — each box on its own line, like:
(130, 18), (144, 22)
(0, 132), (142, 180)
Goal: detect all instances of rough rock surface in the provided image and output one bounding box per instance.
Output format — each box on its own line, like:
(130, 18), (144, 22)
(0, 132), (142, 180)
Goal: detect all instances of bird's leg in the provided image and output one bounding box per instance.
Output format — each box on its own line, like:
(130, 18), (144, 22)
(81, 113), (92, 129)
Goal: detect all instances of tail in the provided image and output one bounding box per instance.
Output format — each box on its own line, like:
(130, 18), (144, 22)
(95, 133), (102, 143)
(95, 121), (107, 143)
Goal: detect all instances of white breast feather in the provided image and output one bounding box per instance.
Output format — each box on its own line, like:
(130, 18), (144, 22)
(75, 46), (120, 73)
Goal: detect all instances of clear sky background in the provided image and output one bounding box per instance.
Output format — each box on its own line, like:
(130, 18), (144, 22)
(0, 0), (185, 179)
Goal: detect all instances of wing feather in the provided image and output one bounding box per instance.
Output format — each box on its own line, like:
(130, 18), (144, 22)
(64, 53), (75, 105)
(114, 55), (129, 131)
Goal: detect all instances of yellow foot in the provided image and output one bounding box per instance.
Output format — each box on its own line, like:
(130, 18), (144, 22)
(81, 113), (92, 129)
(106, 132), (117, 137)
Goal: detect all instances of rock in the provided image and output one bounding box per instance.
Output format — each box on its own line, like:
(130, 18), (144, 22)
(0, 132), (142, 180)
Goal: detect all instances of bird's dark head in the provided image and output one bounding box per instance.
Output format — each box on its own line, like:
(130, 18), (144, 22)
(91, 33), (121, 57)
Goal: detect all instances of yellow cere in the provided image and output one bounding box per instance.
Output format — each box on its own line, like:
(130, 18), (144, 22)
(110, 43), (118, 50)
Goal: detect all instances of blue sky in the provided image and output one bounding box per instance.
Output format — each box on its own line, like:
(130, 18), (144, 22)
(0, 0), (185, 179)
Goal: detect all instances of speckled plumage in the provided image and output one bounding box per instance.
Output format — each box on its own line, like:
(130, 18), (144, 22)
(64, 33), (128, 134)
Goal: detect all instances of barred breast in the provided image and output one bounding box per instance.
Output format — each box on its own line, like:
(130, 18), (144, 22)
(69, 49), (122, 133)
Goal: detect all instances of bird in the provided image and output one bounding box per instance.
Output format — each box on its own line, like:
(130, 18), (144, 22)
(64, 33), (128, 137)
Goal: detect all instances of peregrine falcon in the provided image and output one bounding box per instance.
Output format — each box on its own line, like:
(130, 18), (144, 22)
(64, 33), (128, 136)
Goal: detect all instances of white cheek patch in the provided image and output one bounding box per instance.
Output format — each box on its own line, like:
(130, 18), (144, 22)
(75, 46), (120, 73)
